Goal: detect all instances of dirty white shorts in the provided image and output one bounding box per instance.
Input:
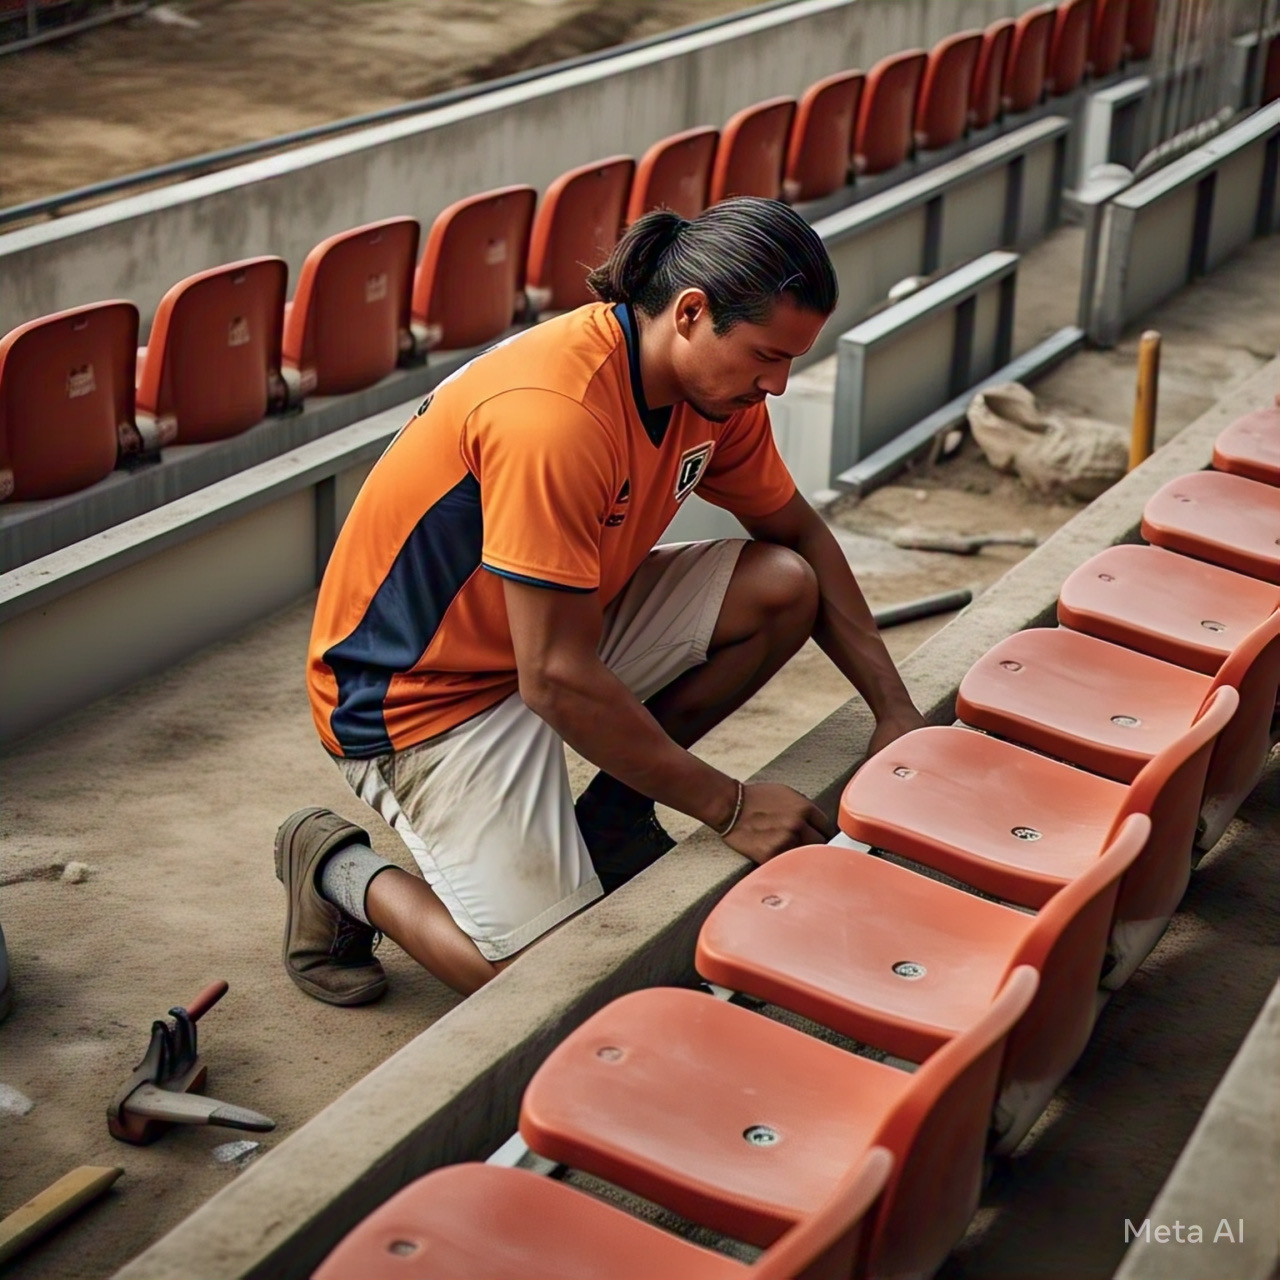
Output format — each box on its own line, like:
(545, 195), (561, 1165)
(335, 538), (745, 960)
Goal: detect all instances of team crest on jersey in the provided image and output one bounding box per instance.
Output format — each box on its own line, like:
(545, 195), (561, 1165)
(605, 478), (631, 527)
(674, 442), (713, 503)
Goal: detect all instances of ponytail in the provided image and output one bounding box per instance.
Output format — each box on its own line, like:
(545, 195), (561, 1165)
(586, 209), (685, 305)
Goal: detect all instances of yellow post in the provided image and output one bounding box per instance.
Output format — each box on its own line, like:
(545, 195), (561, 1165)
(1129, 329), (1161, 471)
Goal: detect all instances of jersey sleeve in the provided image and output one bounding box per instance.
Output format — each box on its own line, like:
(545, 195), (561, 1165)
(694, 403), (796, 519)
(465, 388), (618, 592)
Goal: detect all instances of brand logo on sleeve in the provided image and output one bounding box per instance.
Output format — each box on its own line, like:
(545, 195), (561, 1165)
(674, 442), (713, 502)
(605, 478), (631, 527)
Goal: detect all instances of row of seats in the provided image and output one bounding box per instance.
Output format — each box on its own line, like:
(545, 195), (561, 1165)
(314, 407), (1279, 1279)
(0, 0), (1158, 505)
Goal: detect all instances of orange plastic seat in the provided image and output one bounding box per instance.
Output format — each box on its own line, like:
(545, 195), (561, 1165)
(698, 816), (1149, 1155)
(838, 692), (1236, 990)
(915, 30), (982, 151)
(783, 70), (864, 202)
(137, 256), (288, 446)
(853, 49), (928, 176)
(521, 971), (1036, 1278)
(1003, 5), (1056, 113)
(1141, 470), (1280, 584)
(0, 300), (138, 501)
(1058, 544), (1280, 676)
(1046, 0), (1094, 95)
(1213, 407), (1280, 486)
(282, 218), (418, 397)
(411, 185), (537, 352)
(1089, 0), (1130, 77)
(313, 1150), (891, 1280)
(1125, 0), (1157, 61)
(626, 127), (718, 223)
(526, 157), (634, 317)
(970, 19), (1015, 130)
(709, 97), (796, 204)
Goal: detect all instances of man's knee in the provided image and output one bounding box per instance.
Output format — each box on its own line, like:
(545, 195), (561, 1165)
(742, 541), (819, 627)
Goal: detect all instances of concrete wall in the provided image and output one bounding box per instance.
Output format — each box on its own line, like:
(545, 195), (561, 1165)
(0, 0), (1042, 336)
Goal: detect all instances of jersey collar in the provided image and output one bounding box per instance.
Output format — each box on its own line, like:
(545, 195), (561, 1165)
(613, 303), (673, 447)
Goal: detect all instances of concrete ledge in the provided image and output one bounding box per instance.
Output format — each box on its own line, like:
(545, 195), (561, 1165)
(111, 358), (1280, 1280)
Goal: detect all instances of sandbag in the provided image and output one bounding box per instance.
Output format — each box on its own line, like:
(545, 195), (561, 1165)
(968, 382), (1129, 501)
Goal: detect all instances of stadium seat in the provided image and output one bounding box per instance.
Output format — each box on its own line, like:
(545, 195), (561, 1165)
(915, 30), (982, 151)
(853, 49), (928, 176)
(838, 690), (1237, 990)
(1124, 0), (1158, 62)
(696, 815), (1149, 1156)
(970, 19), (1015, 130)
(0, 300), (138, 502)
(1003, 5), (1056, 113)
(1089, 0), (1130, 78)
(526, 156), (634, 316)
(137, 256), (288, 446)
(411, 185), (537, 352)
(282, 217), (419, 397)
(312, 1151), (892, 1280)
(626, 126), (719, 222)
(957, 616), (1280, 851)
(1046, 0), (1094, 95)
(708, 96), (796, 203)
(520, 971), (1037, 1279)
(1058, 543), (1280, 677)
(783, 70), (864, 202)
(1141, 470), (1280, 584)
(1213, 406), (1280, 485)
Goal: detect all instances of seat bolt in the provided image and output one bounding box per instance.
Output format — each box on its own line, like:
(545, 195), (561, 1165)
(596, 1046), (623, 1062)
(743, 1125), (780, 1146)
(1098, 573), (1115, 582)
(1111, 714), (1141, 728)
(1200, 620), (1225, 632)
(892, 961), (927, 979)
(761, 894), (785, 908)
(388, 1241), (419, 1257)
(892, 766), (915, 778)
(1011, 826), (1042, 841)
(1000, 660), (1022, 672)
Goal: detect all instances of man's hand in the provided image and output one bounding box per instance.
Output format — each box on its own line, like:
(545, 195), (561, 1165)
(865, 705), (928, 759)
(721, 782), (835, 864)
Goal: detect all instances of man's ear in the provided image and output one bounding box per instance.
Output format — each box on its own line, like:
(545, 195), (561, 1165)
(672, 288), (710, 337)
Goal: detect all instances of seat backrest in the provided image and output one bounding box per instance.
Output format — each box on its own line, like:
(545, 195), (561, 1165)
(137, 256), (287, 446)
(283, 218), (418, 397)
(1125, 0), (1158, 61)
(412, 185), (537, 352)
(1004, 5), (1056, 112)
(971, 19), (1015, 129)
(1089, 0), (1130, 77)
(709, 97), (796, 203)
(627, 127), (719, 223)
(1047, 0), (1095, 95)
(0, 300), (138, 502)
(867, 966), (1038, 1280)
(915, 30), (983, 150)
(784, 70), (864, 203)
(526, 156), (635, 315)
(854, 49), (928, 175)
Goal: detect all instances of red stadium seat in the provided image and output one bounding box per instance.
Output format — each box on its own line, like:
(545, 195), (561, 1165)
(783, 70), (864, 203)
(915, 30), (983, 150)
(526, 156), (634, 316)
(838, 689), (1237, 990)
(1089, 0), (1130, 78)
(137, 257), (288, 446)
(1141, 470), (1280, 584)
(1125, 0), (1158, 61)
(627, 126), (719, 222)
(697, 814), (1149, 1155)
(1047, 0), (1095, 95)
(970, 19), (1015, 129)
(520, 971), (1037, 1279)
(282, 218), (418, 398)
(411, 185), (537, 352)
(1214, 407), (1280, 485)
(1003, 5), (1056, 113)
(0, 301), (138, 501)
(312, 1151), (892, 1280)
(853, 49), (928, 176)
(708, 96), (796, 203)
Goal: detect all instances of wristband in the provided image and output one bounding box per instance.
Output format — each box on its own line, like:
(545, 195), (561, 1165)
(716, 780), (745, 839)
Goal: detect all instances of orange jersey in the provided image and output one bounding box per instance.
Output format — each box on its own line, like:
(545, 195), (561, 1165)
(308, 303), (796, 758)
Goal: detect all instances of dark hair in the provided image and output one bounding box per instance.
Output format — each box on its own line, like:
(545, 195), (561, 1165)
(587, 196), (838, 333)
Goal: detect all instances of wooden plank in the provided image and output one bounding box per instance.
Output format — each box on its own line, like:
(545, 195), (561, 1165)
(0, 1165), (123, 1266)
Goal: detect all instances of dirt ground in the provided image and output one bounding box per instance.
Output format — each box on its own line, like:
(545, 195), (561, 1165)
(0, 0), (763, 210)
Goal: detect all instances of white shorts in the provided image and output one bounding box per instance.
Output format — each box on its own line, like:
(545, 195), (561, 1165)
(335, 538), (745, 960)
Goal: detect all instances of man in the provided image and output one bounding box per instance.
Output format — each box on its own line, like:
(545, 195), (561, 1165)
(277, 196), (925, 1003)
